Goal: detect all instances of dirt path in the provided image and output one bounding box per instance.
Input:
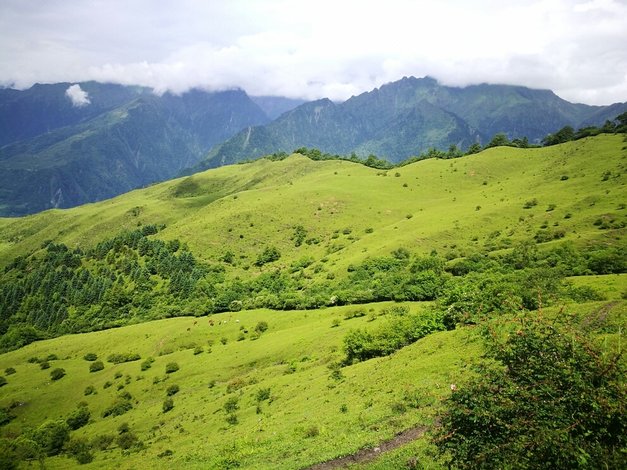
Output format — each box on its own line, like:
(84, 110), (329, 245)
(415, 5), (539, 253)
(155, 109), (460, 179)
(305, 425), (429, 469)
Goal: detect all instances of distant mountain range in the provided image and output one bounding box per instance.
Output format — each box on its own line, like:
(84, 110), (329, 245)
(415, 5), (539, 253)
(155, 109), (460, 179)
(1, 77), (625, 216)
(0, 82), (270, 216)
(200, 76), (627, 169)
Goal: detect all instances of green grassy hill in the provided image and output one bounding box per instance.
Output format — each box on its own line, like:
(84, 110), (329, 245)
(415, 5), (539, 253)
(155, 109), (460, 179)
(0, 134), (625, 468)
(1, 134), (625, 271)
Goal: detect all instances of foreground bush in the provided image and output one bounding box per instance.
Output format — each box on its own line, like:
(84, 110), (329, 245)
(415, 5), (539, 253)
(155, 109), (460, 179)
(435, 315), (626, 468)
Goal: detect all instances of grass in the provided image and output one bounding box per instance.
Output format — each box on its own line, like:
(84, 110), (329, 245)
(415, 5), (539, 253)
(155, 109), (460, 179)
(0, 135), (625, 468)
(0, 135), (625, 280)
(0, 301), (481, 469)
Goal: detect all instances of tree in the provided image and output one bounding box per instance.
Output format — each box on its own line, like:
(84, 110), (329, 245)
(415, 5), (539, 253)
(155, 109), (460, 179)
(31, 420), (69, 456)
(465, 142), (482, 155)
(255, 246), (281, 267)
(542, 125), (574, 146)
(435, 315), (626, 469)
(486, 133), (510, 148)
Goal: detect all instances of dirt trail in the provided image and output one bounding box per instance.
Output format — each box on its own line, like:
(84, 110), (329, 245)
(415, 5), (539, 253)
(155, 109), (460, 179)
(305, 425), (429, 469)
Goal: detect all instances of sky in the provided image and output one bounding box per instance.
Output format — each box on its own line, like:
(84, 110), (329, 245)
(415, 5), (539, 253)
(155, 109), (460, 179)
(1, 0), (626, 105)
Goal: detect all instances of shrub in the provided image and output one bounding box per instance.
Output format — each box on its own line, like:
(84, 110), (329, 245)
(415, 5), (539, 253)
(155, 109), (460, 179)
(46, 354), (58, 361)
(50, 368), (65, 381)
(83, 353), (98, 361)
(0, 377), (6, 387)
(166, 384), (180, 396)
(39, 361), (50, 370)
(140, 357), (154, 371)
(435, 315), (626, 468)
(106, 352), (141, 364)
(256, 388), (271, 402)
(66, 405), (90, 430)
(255, 246), (281, 266)
(66, 437), (93, 464)
(0, 407), (15, 425)
(226, 413), (238, 425)
(116, 431), (139, 450)
(254, 321), (269, 333)
(4, 367), (16, 375)
(162, 398), (174, 413)
(32, 420), (69, 456)
(193, 346), (203, 355)
(89, 361), (104, 372)
(84, 385), (95, 396)
(304, 425), (319, 438)
(165, 362), (179, 374)
(102, 399), (132, 418)
(224, 396), (239, 413)
(91, 434), (115, 451)
(343, 309), (445, 363)
(523, 198), (538, 209)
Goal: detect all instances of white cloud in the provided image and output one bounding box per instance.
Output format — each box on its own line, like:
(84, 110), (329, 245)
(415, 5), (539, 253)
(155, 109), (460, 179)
(1, 0), (626, 105)
(65, 84), (90, 107)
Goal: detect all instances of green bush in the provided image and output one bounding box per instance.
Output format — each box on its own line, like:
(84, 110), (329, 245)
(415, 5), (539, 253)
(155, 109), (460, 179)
(4, 367), (16, 375)
(106, 352), (141, 364)
(256, 388), (271, 402)
(255, 246), (281, 266)
(166, 384), (180, 396)
(0, 376), (6, 387)
(254, 321), (269, 333)
(116, 431), (139, 450)
(32, 419), (69, 456)
(83, 353), (97, 361)
(140, 357), (154, 371)
(66, 437), (93, 464)
(89, 361), (104, 372)
(225, 413), (238, 425)
(435, 315), (626, 468)
(50, 368), (65, 381)
(66, 405), (90, 430)
(343, 309), (445, 363)
(224, 396), (239, 413)
(84, 385), (95, 396)
(39, 361), (50, 370)
(162, 398), (174, 413)
(102, 399), (133, 418)
(165, 362), (179, 374)
(91, 434), (115, 451)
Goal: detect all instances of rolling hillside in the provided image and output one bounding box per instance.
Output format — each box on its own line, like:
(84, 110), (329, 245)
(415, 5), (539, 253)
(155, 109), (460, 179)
(0, 135), (625, 469)
(1, 134), (624, 272)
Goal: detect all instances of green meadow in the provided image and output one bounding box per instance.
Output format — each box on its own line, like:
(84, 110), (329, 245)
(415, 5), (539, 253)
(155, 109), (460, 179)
(0, 134), (625, 468)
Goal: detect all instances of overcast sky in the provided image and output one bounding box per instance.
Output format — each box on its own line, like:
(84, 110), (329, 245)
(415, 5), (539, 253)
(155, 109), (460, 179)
(1, 0), (626, 105)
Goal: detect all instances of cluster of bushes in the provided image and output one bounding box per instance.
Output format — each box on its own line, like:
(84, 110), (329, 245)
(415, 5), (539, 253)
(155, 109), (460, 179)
(1, 214), (624, 352)
(0, 402), (100, 467)
(106, 353), (141, 364)
(343, 307), (445, 363)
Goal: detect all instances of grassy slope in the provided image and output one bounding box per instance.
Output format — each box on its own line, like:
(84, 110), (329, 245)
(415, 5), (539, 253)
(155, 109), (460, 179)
(0, 301), (482, 469)
(0, 135), (625, 278)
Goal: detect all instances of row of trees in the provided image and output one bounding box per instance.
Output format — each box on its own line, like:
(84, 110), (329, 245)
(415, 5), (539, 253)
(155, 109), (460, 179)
(270, 112), (627, 167)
